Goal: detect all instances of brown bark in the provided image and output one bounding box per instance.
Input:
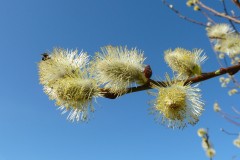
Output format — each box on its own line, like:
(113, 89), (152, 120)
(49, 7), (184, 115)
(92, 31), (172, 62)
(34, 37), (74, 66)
(101, 63), (240, 99)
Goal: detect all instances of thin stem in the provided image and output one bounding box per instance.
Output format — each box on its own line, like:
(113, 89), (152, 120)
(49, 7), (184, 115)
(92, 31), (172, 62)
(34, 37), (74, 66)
(162, 0), (207, 27)
(200, 10), (216, 24)
(222, 0), (238, 32)
(101, 63), (240, 99)
(221, 128), (239, 136)
(208, 38), (225, 68)
(229, 75), (240, 87)
(232, 0), (240, 8)
(219, 110), (240, 119)
(223, 56), (229, 67)
(232, 106), (240, 114)
(197, 1), (240, 24)
(221, 115), (240, 126)
(205, 129), (211, 148)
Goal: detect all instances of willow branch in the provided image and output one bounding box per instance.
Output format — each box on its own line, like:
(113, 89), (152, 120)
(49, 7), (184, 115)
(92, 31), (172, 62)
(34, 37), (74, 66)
(101, 63), (240, 99)
(200, 10), (215, 24)
(221, 114), (240, 126)
(205, 129), (211, 149)
(222, 0), (238, 32)
(221, 128), (239, 136)
(162, 0), (207, 27)
(232, 0), (240, 9)
(219, 110), (240, 119)
(197, 1), (240, 24)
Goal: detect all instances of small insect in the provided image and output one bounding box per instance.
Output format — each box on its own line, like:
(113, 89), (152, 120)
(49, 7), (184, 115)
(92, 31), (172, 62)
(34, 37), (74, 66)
(41, 53), (51, 61)
(144, 65), (152, 79)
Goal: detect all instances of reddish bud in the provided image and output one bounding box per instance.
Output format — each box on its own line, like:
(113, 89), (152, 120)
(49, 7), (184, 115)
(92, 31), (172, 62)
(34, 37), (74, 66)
(144, 65), (152, 79)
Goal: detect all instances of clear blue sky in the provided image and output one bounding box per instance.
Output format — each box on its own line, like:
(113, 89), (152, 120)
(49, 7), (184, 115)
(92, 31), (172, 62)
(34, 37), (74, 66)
(0, 0), (239, 159)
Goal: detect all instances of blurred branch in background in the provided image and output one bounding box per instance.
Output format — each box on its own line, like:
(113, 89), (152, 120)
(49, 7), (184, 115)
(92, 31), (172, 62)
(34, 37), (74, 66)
(232, 0), (240, 9)
(162, 0), (240, 158)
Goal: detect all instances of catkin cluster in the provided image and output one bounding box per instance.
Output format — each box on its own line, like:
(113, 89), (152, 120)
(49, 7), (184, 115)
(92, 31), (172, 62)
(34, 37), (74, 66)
(39, 46), (149, 122)
(233, 134), (240, 148)
(197, 128), (216, 158)
(186, 0), (200, 11)
(39, 45), (208, 129)
(207, 23), (240, 63)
